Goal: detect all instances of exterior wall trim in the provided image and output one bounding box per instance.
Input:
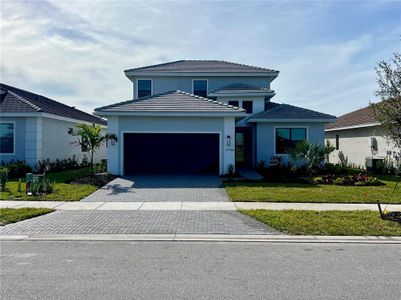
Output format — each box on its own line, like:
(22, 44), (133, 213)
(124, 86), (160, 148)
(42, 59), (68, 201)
(0, 121), (16, 155)
(120, 131), (223, 175)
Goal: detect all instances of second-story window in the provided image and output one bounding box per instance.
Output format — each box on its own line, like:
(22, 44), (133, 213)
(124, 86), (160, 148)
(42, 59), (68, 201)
(193, 80), (207, 97)
(137, 79), (152, 98)
(242, 101), (253, 114)
(228, 100), (239, 107)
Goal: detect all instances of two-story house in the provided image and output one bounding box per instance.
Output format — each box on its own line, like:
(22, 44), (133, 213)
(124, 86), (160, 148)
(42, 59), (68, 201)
(95, 60), (336, 175)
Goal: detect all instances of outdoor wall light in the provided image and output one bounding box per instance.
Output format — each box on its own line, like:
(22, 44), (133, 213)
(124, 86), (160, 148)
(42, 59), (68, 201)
(226, 135), (231, 147)
(111, 139), (116, 146)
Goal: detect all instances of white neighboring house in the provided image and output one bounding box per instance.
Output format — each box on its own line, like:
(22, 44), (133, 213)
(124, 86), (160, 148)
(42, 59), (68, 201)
(325, 106), (400, 170)
(0, 83), (107, 168)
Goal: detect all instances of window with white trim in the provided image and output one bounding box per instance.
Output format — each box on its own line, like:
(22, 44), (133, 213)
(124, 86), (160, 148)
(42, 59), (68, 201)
(0, 123), (14, 154)
(137, 80), (152, 98)
(275, 128), (306, 154)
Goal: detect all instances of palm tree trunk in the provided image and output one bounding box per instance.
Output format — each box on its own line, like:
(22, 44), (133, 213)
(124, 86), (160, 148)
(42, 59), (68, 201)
(90, 150), (94, 174)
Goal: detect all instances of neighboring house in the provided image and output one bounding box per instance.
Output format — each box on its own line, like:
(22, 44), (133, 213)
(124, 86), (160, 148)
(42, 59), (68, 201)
(95, 60), (336, 175)
(325, 106), (400, 169)
(0, 83), (107, 168)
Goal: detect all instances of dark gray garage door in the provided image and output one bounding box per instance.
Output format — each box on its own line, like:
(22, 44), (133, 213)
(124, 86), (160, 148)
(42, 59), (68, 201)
(123, 133), (220, 174)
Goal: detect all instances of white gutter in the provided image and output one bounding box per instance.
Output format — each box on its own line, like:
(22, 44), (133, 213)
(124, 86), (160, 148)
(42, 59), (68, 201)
(94, 111), (246, 117)
(248, 118), (336, 123)
(325, 122), (379, 132)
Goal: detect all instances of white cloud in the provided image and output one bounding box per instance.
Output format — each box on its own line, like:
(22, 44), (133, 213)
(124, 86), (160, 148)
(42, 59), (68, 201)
(0, 0), (399, 116)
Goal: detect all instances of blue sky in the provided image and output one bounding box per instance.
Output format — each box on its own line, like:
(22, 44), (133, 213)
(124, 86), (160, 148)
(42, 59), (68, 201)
(1, 0), (400, 115)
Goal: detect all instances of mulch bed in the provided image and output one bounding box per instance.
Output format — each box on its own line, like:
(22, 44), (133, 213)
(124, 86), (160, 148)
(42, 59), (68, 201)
(70, 173), (116, 187)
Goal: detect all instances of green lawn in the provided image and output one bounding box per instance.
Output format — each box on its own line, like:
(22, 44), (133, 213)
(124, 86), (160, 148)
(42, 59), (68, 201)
(0, 167), (98, 201)
(240, 210), (401, 236)
(226, 175), (401, 204)
(0, 208), (54, 225)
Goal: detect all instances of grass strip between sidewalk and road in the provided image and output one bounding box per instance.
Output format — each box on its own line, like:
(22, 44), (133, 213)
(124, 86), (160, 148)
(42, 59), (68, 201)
(0, 208), (54, 226)
(240, 209), (401, 236)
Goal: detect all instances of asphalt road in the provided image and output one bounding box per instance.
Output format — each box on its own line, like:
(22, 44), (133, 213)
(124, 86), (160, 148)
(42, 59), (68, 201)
(1, 241), (400, 299)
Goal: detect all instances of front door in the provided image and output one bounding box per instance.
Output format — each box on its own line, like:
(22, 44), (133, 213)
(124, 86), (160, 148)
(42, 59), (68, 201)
(235, 127), (253, 166)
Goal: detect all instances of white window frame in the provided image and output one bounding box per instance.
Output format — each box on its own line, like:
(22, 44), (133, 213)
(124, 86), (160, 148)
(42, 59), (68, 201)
(192, 79), (208, 97)
(274, 126), (308, 156)
(136, 78), (153, 99)
(0, 121), (16, 155)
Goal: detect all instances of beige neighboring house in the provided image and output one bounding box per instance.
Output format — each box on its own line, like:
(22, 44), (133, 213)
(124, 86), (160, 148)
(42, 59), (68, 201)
(325, 106), (400, 170)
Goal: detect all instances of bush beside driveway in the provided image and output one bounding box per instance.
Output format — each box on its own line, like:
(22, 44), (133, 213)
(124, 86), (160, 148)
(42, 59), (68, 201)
(226, 175), (401, 204)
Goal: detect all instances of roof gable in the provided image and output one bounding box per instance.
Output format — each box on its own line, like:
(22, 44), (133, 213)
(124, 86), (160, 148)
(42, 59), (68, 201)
(95, 90), (246, 115)
(124, 60), (278, 74)
(0, 83), (106, 125)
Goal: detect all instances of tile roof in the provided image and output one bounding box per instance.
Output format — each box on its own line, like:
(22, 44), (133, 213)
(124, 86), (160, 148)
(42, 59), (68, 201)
(95, 90), (246, 114)
(325, 106), (376, 130)
(125, 60), (278, 73)
(209, 83), (274, 94)
(249, 102), (336, 122)
(0, 83), (106, 125)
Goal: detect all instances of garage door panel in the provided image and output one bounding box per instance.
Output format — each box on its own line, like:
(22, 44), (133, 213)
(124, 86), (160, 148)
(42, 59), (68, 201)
(124, 133), (219, 174)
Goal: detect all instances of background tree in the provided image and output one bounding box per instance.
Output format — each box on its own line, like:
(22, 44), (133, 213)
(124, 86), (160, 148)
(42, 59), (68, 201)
(72, 123), (117, 174)
(369, 52), (401, 148)
(324, 140), (335, 163)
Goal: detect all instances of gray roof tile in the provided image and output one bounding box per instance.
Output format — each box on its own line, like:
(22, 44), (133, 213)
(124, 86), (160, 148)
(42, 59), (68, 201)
(125, 60), (278, 73)
(325, 106), (375, 130)
(0, 83), (106, 125)
(249, 102), (336, 121)
(95, 90), (246, 114)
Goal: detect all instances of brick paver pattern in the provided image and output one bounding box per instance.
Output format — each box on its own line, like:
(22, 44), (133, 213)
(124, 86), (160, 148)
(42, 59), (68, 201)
(0, 210), (278, 235)
(82, 175), (230, 202)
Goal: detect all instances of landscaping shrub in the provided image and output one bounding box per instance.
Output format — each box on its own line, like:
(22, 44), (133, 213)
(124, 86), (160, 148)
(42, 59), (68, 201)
(30, 178), (55, 195)
(256, 157), (308, 183)
(0, 167), (9, 191)
(36, 155), (83, 173)
(70, 173), (115, 187)
(0, 160), (32, 178)
(316, 173), (383, 186)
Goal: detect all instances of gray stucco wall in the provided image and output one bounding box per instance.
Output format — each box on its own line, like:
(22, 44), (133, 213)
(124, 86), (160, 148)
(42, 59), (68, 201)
(256, 122), (326, 164)
(132, 76), (272, 98)
(41, 117), (107, 163)
(0, 117), (26, 162)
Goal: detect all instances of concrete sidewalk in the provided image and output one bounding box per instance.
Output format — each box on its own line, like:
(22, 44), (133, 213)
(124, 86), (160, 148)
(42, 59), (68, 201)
(1, 200), (400, 211)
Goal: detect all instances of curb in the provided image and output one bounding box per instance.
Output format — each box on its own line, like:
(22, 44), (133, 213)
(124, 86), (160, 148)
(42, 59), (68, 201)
(1, 234), (401, 244)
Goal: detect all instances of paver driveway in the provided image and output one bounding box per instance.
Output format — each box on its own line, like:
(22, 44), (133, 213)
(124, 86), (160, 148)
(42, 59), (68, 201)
(0, 174), (279, 236)
(82, 174), (229, 202)
(0, 211), (278, 235)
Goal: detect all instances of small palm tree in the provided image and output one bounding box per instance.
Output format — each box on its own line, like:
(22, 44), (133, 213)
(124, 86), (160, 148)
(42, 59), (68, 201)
(71, 123), (117, 174)
(290, 140), (325, 176)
